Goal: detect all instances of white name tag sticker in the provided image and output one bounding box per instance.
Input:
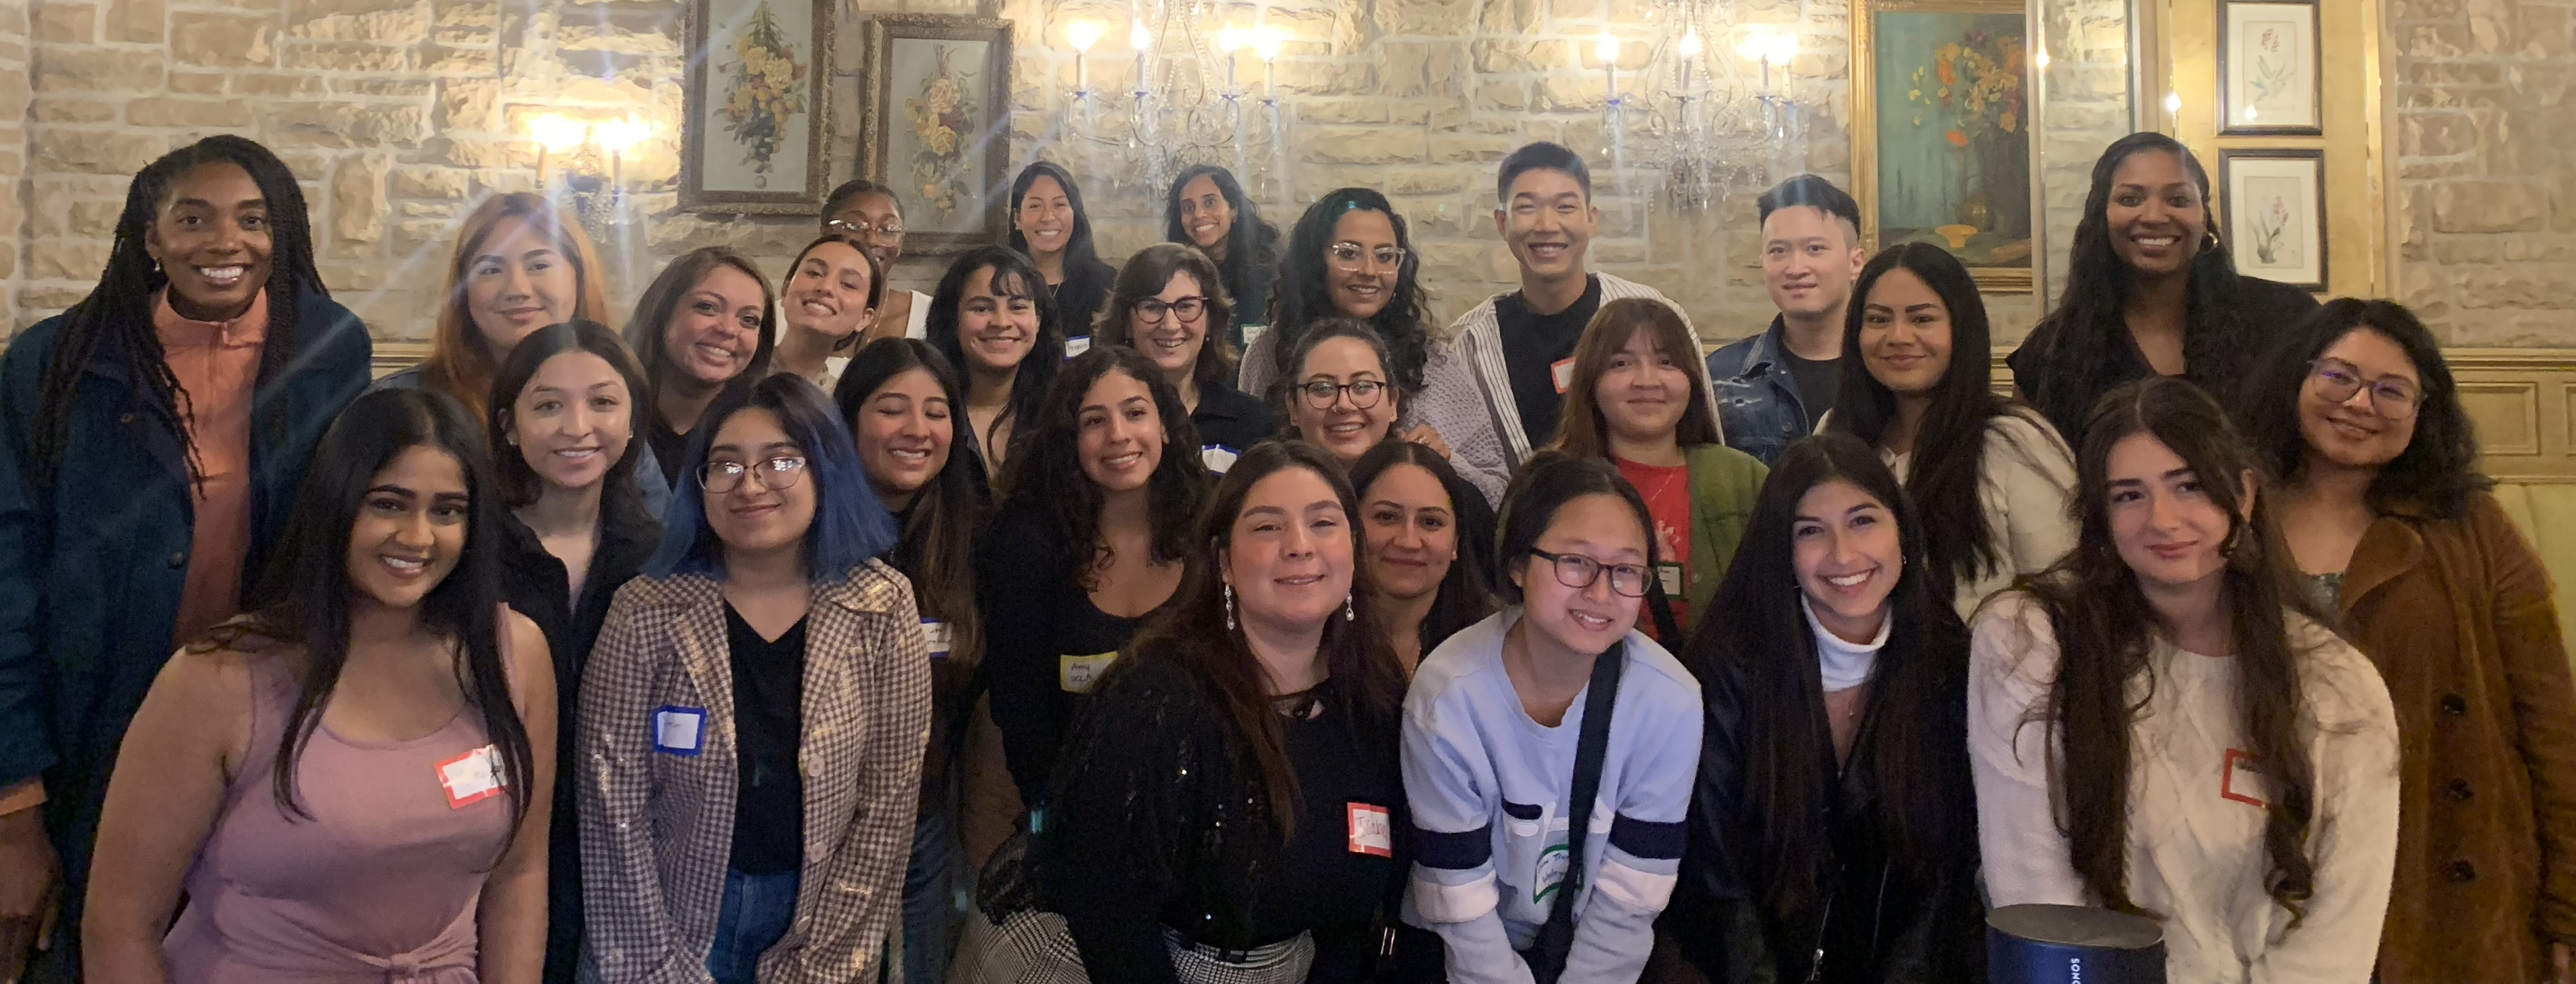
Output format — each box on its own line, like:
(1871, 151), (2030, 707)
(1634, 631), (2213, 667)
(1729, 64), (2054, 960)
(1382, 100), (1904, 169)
(1655, 561), (1683, 597)
(1242, 323), (1268, 347)
(437, 744), (507, 809)
(652, 706), (706, 756)
(2220, 748), (2269, 809)
(1059, 651), (1119, 693)
(1532, 843), (1572, 903)
(920, 620), (952, 659)
(1065, 335), (1093, 358)
(1347, 803), (1393, 857)
(1201, 445), (1241, 474)
(1551, 357), (1577, 394)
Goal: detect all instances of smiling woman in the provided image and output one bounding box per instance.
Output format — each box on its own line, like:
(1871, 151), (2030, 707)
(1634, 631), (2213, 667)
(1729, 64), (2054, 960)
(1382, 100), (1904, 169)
(770, 232), (887, 392)
(1094, 242), (1276, 466)
(925, 245), (1063, 473)
(624, 247), (779, 495)
(389, 193), (612, 421)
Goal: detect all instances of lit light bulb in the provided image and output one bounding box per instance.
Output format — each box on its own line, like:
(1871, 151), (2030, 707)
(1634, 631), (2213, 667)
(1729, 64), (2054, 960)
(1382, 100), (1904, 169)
(1253, 26), (1283, 62)
(1595, 32), (1618, 63)
(593, 116), (651, 154)
(1678, 27), (1702, 58)
(1066, 19), (1107, 53)
(530, 114), (589, 154)
(2034, 47), (2051, 69)
(1130, 20), (1152, 51)
(2164, 91), (2182, 114)
(1218, 25), (1243, 52)
(1765, 33), (1797, 66)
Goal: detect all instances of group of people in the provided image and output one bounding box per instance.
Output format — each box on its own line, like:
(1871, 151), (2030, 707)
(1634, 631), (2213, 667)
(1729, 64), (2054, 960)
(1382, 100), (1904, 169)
(0, 124), (2563, 984)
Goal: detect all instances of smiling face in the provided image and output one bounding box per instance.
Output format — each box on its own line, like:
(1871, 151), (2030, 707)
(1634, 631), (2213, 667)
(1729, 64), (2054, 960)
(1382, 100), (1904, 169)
(1014, 174), (1075, 260)
(1130, 270), (1209, 381)
(786, 240), (879, 342)
(660, 264), (766, 387)
(853, 367), (952, 513)
(1858, 268), (1956, 399)
(463, 216), (581, 360)
(827, 190), (907, 268)
(1225, 465), (1356, 634)
(1289, 337), (1398, 466)
(346, 444), (471, 611)
(1325, 209), (1400, 320)
(2105, 431), (2252, 593)
(1511, 492), (1646, 656)
(956, 264), (1040, 377)
(703, 407), (817, 563)
(507, 350), (632, 495)
(1595, 325), (1693, 447)
(1076, 369), (1165, 494)
(1362, 463), (1459, 602)
(1178, 175), (1234, 253)
(148, 161), (273, 322)
(2297, 328), (2422, 473)
(2103, 150), (2209, 280)
(1762, 205), (1864, 320)
(1497, 167), (1598, 282)
(1790, 479), (1902, 645)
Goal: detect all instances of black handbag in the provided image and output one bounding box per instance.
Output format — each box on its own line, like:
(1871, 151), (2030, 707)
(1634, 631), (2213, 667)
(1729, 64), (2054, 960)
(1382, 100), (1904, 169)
(1516, 643), (1627, 984)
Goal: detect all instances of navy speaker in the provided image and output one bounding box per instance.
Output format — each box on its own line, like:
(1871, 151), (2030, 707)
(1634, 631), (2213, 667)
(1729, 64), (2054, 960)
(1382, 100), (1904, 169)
(1986, 903), (2166, 984)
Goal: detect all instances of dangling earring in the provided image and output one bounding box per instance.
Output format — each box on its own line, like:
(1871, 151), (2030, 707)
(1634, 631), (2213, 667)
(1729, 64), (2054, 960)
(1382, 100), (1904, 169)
(1344, 593), (1355, 622)
(1224, 583), (1236, 630)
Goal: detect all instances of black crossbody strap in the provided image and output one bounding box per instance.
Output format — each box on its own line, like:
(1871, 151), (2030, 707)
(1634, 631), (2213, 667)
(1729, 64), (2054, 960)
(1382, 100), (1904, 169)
(1524, 641), (1627, 982)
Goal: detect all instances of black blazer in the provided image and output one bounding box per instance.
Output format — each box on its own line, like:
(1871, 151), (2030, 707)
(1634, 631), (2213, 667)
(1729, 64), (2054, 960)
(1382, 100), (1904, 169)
(2006, 274), (2319, 447)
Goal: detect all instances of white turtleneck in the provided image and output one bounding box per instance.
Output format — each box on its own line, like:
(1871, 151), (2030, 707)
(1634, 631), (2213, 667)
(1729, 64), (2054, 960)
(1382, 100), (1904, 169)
(1803, 595), (1889, 693)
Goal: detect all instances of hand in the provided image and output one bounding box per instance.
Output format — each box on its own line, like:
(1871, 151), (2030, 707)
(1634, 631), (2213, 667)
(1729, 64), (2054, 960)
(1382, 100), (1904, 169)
(2554, 941), (2573, 984)
(0, 806), (58, 983)
(1400, 424), (1453, 460)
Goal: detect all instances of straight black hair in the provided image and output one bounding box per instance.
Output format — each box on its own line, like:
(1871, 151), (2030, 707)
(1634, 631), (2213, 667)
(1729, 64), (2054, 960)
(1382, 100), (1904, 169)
(1350, 439), (1499, 654)
(488, 320), (652, 509)
(926, 244), (1065, 459)
(834, 337), (992, 674)
(1495, 140), (1593, 202)
(1495, 451), (1659, 607)
(2239, 298), (2489, 520)
(1007, 161), (1106, 272)
(1758, 173), (1863, 242)
(1163, 165), (1282, 323)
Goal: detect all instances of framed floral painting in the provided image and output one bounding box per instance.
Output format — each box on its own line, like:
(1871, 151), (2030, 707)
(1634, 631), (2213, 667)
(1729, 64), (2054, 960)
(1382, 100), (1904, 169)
(2219, 148), (2326, 291)
(859, 14), (1013, 255)
(2219, 0), (2321, 136)
(681, 0), (832, 213)
(1850, 0), (2036, 293)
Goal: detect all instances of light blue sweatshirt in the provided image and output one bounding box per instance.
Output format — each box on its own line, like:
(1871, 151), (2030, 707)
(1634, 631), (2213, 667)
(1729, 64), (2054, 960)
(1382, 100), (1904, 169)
(1400, 608), (1702, 984)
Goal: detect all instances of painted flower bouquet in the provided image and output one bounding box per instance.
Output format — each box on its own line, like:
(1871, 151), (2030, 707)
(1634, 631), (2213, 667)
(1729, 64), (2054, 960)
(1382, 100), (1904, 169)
(720, 3), (808, 176)
(903, 45), (978, 217)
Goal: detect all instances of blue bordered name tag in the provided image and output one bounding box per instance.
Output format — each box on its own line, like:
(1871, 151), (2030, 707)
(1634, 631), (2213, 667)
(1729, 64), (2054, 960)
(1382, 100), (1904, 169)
(651, 706), (706, 756)
(1201, 444), (1241, 475)
(921, 619), (951, 659)
(1065, 335), (1092, 358)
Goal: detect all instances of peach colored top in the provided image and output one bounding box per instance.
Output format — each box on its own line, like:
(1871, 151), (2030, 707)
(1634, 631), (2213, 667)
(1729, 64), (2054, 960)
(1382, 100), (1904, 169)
(154, 288), (267, 647)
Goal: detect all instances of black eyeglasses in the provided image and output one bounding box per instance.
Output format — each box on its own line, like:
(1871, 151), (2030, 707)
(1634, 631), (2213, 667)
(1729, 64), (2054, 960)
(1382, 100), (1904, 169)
(2308, 358), (2422, 420)
(699, 455), (809, 494)
(1132, 295), (1208, 324)
(1528, 548), (1650, 597)
(1297, 379), (1388, 410)
(825, 218), (906, 242)
(1326, 242), (1407, 272)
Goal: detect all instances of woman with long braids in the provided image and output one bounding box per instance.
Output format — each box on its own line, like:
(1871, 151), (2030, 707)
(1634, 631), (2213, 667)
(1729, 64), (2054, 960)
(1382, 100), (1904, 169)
(2006, 133), (2321, 448)
(1969, 377), (2399, 981)
(1165, 165), (1284, 350)
(1239, 188), (1435, 405)
(1666, 433), (1983, 983)
(84, 388), (551, 983)
(0, 134), (371, 980)
(1006, 162), (1119, 333)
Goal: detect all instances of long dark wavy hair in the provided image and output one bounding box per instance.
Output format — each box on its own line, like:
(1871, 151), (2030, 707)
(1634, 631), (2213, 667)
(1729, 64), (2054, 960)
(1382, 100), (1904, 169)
(1266, 188), (1432, 396)
(926, 245), (1065, 459)
(2021, 133), (2252, 443)
(2239, 298), (2489, 521)
(1006, 161), (1107, 271)
(1350, 440), (1498, 655)
(1164, 165), (1281, 320)
(1002, 345), (1211, 591)
(1112, 440), (1409, 837)
(1830, 243), (2067, 589)
(1682, 433), (1970, 918)
(835, 337), (991, 674)
(2022, 376), (2329, 922)
(33, 135), (326, 492)
(226, 389), (532, 847)
(622, 247), (777, 412)
(1094, 242), (1235, 391)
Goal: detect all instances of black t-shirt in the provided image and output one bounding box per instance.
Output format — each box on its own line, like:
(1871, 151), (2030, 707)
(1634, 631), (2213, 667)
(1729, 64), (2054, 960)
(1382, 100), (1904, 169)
(1190, 381), (1280, 455)
(645, 414), (691, 492)
(977, 505), (1169, 805)
(1247, 691), (1404, 982)
(1783, 347), (1841, 427)
(725, 601), (809, 874)
(1497, 274), (1604, 448)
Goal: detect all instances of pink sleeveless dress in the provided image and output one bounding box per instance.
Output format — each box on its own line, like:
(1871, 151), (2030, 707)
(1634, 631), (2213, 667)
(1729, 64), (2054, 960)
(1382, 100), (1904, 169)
(163, 633), (521, 984)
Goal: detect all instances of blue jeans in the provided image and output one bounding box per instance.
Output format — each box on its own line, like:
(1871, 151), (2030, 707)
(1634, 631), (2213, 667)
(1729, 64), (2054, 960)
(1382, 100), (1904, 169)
(706, 868), (800, 984)
(902, 809), (963, 984)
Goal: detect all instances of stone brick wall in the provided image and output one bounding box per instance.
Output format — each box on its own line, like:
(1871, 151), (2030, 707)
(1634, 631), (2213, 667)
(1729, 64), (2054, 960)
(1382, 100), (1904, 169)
(2393, 0), (2576, 345)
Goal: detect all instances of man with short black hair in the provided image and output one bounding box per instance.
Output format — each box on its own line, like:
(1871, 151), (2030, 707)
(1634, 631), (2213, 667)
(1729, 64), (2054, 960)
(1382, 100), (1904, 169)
(1413, 142), (1719, 504)
(1706, 174), (1868, 465)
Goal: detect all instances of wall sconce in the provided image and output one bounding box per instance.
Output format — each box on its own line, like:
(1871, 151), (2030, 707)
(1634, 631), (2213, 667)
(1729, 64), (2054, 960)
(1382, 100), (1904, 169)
(527, 112), (656, 229)
(1252, 26), (1283, 103)
(1067, 19), (1108, 98)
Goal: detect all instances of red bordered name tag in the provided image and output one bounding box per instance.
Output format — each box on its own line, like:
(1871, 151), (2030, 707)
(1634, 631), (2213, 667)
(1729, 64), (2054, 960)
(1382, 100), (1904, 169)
(1347, 803), (1393, 857)
(1551, 358), (1577, 394)
(438, 744), (507, 809)
(2220, 748), (2268, 809)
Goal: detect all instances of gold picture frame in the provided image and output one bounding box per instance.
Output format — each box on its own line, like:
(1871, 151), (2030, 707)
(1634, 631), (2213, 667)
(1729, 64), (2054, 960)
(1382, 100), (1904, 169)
(1851, 0), (2038, 293)
(679, 0), (835, 213)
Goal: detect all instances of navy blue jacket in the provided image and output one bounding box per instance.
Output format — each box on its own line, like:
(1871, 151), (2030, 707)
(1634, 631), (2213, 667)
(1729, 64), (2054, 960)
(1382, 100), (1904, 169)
(1707, 316), (1821, 467)
(0, 282), (370, 935)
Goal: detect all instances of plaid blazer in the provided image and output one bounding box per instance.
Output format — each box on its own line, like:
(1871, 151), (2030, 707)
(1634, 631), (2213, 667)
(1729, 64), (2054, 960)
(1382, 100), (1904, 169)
(578, 561), (931, 984)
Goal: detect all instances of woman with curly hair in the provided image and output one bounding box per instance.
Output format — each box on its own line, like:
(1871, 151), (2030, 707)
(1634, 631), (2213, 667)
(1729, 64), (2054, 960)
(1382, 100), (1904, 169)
(2241, 299), (2576, 984)
(1239, 188), (1435, 406)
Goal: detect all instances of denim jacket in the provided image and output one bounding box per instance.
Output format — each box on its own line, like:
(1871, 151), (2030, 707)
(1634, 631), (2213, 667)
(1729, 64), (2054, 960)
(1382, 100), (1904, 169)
(1704, 316), (1816, 467)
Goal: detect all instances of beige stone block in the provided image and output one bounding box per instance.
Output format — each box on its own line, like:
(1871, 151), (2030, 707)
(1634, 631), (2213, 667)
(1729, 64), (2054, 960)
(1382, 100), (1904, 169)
(32, 97), (114, 123)
(282, 40), (409, 72)
(290, 5), (430, 45)
(437, 77), (496, 130)
(1297, 125), (1423, 165)
(2432, 181), (2549, 233)
(1430, 131), (1519, 165)
(1294, 99), (1390, 125)
(169, 71), (226, 95)
(420, 43), (493, 73)
(234, 72), (324, 97)
(35, 47), (165, 91)
(391, 164), (468, 198)
(399, 200), (460, 217)
(33, 129), (164, 174)
(28, 239), (110, 280)
(2402, 110), (2479, 158)
(20, 284), (95, 314)
(332, 154), (390, 243)
(1383, 167), (1467, 196)
(128, 97), (255, 128)
(265, 102), (432, 148)
(433, 23), (493, 45)
(428, 135), (515, 167)
(171, 12), (276, 67)
(106, 0), (160, 42)
(70, 199), (121, 237)
(2456, 268), (2576, 310)
(36, 5), (95, 43)
(335, 77), (435, 98)
(1474, 79), (1530, 112)
(434, 0), (496, 27)
(1535, 74), (1610, 112)
(392, 216), (454, 253)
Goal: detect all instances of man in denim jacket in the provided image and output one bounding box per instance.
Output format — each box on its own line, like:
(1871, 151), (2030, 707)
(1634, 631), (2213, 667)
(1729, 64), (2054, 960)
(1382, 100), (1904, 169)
(1706, 176), (1867, 465)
